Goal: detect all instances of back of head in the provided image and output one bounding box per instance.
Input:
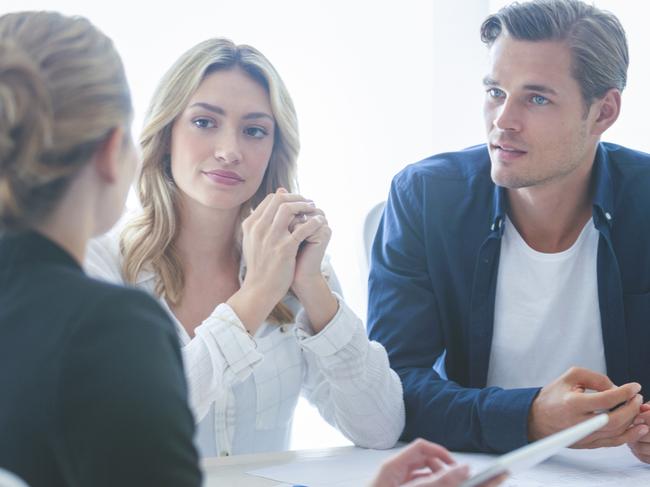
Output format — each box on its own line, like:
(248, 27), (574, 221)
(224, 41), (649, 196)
(0, 11), (132, 232)
(480, 0), (628, 105)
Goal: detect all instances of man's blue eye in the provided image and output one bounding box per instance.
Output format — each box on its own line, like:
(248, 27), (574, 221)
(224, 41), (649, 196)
(487, 88), (504, 98)
(531, 95), (549, 105)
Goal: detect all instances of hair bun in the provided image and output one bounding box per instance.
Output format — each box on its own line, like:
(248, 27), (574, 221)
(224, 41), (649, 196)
(0, 40), (53, 225)
(0, 40), (53, 173)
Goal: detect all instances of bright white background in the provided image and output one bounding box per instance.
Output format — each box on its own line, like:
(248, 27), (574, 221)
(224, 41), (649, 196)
(4, 0), (649, 450)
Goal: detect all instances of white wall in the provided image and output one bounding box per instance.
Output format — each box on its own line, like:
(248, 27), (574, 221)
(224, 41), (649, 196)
(593, 1), (650, 152)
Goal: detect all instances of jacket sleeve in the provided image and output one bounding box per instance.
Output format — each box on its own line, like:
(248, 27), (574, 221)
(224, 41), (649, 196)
(367, 171), (538, 453)
(57, 289), (202, 486)
(297, 263), (405, 449)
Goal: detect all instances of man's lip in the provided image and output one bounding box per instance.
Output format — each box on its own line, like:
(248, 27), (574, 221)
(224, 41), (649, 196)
(203, 169), (244, 181)
(491, 142), (526, 153)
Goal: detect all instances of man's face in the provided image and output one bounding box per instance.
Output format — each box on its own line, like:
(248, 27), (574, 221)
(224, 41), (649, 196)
(483, 34), (599, 189)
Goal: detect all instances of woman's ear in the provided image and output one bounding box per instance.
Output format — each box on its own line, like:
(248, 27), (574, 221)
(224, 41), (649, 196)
(93, 127), (124, 184)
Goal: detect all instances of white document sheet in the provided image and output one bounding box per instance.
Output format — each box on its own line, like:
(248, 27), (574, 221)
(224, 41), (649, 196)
(247, 445), (650, 487)
(248, 447), (394, 487)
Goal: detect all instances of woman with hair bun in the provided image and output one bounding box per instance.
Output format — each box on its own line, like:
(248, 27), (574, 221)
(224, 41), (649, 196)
(0, 11), (201, 486)
(86, 38), (405, 457)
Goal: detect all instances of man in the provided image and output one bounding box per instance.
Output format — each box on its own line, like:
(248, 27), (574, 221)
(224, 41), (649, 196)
(368, 0), (650, 463)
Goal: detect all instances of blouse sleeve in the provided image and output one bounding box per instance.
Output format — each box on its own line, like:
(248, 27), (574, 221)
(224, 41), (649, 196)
(182, 304), (263, 421)
(296, 261), (405, 449)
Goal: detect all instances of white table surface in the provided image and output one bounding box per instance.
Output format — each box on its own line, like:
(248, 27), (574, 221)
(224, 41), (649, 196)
(201, 445), (365, 487)
(200, 444), (650, 487)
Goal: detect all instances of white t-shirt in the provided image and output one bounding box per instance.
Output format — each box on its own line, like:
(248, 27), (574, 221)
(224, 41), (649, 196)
(486, 217), (607, 389)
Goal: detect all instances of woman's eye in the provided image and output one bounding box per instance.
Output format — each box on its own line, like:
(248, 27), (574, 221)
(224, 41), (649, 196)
(192, 118), (215, 129)
(244, 127), (268, 138)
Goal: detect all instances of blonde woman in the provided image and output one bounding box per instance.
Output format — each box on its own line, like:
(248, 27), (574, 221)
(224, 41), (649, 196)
(86, 38), (405, 457)
(0, 11), (200, 486)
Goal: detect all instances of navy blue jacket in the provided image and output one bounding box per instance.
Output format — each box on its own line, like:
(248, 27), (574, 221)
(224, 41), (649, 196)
(368, 142), (650, 453)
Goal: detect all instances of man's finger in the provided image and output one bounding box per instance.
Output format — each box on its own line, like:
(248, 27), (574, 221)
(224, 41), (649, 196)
(602, 395), (644, 434)
(630, 438), (650, 457)
(633, 409), (650, 426)
(575, 384), (641, 412)
(581, 423), (648, 448)
(564, 367), (615, 391)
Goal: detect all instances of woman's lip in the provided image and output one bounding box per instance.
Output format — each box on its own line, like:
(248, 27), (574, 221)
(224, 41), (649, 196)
(202, 170), (244, 186)
(203, 169), (244, 181)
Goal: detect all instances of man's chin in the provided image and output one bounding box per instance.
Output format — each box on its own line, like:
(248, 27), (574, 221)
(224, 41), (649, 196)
(490, 169), (537, 189)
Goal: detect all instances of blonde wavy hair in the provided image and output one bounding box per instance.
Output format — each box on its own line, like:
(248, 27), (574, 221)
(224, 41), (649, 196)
(0, 12), (131, 232)
(121, 38), (299, 323)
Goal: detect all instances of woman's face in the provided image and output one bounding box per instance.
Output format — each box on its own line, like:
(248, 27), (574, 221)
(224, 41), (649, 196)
(169, 67), (275, 213)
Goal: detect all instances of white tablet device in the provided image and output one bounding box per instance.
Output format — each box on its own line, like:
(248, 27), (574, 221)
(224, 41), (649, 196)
(460, 413), (609, 487)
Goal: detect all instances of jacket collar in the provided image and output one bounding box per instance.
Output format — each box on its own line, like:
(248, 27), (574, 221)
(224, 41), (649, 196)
(0, 230), (81, 270)
(590, 143), (615, 229)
